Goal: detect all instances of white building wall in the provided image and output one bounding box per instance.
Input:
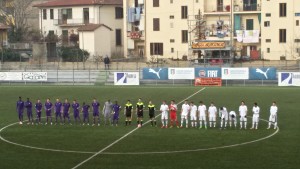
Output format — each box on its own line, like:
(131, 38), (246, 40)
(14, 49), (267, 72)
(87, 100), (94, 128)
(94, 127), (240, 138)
(79, 31), (95, 57)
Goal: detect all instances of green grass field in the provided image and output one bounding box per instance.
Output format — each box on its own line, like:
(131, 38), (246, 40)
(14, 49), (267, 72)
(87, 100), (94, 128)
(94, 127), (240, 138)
(0, 86), (299, 169)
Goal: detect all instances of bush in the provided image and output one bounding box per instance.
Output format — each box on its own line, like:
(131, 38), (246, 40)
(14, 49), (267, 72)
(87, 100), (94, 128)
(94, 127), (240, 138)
(1, 48), (21, 62)
(59, 47), (89, 62)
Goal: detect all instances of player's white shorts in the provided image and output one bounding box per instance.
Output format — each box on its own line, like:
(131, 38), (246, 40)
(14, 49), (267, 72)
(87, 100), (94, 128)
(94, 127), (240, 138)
(181, 114), (188, 119)
(209, 116), (216, 122)
(161, 112), (168, 120)
(240, 116), (247, 122)
(221, 115), (228, 121)
(252, 114), (259, 123)
(269, 115), (277, 123)
(199, 115), (206, 121)
(229, 116), (236, 121)
(190, 115), (197, 121)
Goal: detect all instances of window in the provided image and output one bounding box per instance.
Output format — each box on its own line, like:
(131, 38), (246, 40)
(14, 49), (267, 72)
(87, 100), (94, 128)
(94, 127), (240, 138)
(294, 39), (300, 43)
(153, 18), (160, 31)
(267, 48), (270, 53)
(153, 0), (159, 7)
(150, 43), (163, 55)
(48, 30), (54, 36)
(83, 8), (89, 24)
(116, 29), (122, 46)
(170, 39), (175, 43)
(43, 9), (47, 20)
(170, 15), (174, 19)
(297, 20), (299, 26)
(170, 0), (173, 3)
(279, 29), (286, 43)
(115, 7), (123, 19)
(279, 3), (286, 17)
(246, 19), (254, 30)
(217, 0), (223, 12)
(170, 22), (174, 28)
(171, 48), (174, 53)
(264, 21), (270, 27)
(266, 13), (271, 17)
(182, 30), (188, 43)
(266, 39), (271, 43)
(181, 6), (188, 19)
(50, 9), (54, 19)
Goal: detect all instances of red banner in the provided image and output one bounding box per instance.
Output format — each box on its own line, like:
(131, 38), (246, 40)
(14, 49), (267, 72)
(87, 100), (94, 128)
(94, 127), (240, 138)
(195, 78), (222, 86)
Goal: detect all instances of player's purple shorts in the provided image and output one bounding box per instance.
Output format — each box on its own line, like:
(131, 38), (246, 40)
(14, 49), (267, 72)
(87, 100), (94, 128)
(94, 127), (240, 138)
(46, 110), (52, 116)
(63, 112), (69, 118)
(93, 112), (99, 116)
(74, 112), (80, 118)
(36, 112), (41, 118)
(113, 113), (119, 120)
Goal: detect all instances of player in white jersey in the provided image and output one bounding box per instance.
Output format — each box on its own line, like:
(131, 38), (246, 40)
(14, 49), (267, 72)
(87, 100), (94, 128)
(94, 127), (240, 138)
(267, 101), (278, 129)
(219, 107), (228, 129)
(208, 102), (217, 127)
(160, 100), (169, 128)
(189, 102), (197, 127)
(239, 101), (248, 129)
(229, 111), (237, 128)
(181, 100), (190, 128)
(198, 101), (207, 129)
(251, 102), (260, 130)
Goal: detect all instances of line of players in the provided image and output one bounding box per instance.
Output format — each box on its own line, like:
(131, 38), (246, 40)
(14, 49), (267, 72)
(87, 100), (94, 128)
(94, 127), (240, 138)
(15, 97), (278, 129)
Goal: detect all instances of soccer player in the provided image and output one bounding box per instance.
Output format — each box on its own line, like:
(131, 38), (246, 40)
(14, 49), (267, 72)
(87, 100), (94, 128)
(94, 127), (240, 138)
(136, 98), (144, 126)
(44, 98), (53, 125)
(198, 101), (207, 129)
(63, 99), (71, 125)
(251, 102), (260, 130)
(24, 98), (34, 125)
(169, 100), (179, 128)
(219, 107), (228, 129)
(124, 100), (133, 126)
(72, 100), (81, 124)
(267, 101), (278, 129)
(160, 100), (169, 128)
(229, 111), (237, 128)
(239, 101), (248, 129)
(82, 102), (90, 125)
(103, 99), (113, 125)
(54, 98), (63, 125)
(92, 98), (100, 126)
(111, 101), (121, 126)
(190, 102), (197, 128)
(16, 96), (24, 124)
(148, 101), (156, 127)
(35, 99), (43, 125)
(208, 102), (217, 128)
(180, 100), (190, 128)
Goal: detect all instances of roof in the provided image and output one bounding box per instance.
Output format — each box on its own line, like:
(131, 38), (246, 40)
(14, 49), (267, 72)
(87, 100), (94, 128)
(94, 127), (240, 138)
(0, 23), (10, 30)
(34, 0), (122, 8)
(77, 24), (112, 31)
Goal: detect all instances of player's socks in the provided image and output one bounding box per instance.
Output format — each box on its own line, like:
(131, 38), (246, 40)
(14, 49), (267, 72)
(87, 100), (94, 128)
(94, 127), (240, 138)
(165, 121), (168, 127)
(141, 121), (143, 126)
(181, 118), (184, 126)
(129, 121), (131, 125)
(151, 121), (153, 126)
(240, 122), (243, 128)
(154, 121), (157, 126)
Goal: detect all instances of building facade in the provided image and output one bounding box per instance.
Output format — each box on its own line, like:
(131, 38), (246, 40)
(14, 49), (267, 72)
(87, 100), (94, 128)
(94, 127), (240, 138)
(34, 0), (124, 59)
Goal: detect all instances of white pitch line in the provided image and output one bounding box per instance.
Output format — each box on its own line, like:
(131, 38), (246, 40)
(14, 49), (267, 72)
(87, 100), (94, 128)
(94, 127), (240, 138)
(71, 87), (206, 169)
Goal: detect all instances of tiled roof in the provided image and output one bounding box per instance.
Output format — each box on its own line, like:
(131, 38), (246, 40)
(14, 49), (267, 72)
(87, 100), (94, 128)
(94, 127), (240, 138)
(77, 24), (112, 31)
(34, 0), (122, 7)
(0, 23), (10, 29)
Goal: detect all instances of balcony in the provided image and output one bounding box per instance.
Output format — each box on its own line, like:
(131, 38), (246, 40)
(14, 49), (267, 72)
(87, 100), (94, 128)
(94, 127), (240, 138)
(53, 18), (95, 26)
(204, 5), (231, 15)
(233, 4), (261, 13)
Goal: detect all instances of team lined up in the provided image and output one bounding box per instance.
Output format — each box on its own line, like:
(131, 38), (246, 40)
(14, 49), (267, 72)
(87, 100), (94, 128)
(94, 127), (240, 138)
(15, 97), (278, 129)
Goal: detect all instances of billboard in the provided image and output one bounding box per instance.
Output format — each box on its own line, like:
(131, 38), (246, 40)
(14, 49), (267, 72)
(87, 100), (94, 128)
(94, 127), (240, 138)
(195, 67), (221, 78)
(249, 67), (277, 80)
(222, 68), (249, 80)
(168, 68), (195, 79)
(278, 72), (300, 86)
(114, 72), (139, 85)
(0, 72), (47, 81)
(142, 68), (168, 80)
(195, 78), (222, 86)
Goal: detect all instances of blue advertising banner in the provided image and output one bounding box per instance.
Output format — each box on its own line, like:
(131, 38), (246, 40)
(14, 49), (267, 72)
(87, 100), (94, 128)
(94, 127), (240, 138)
(249, 67), (277, 80)
(195, 67), (221, 78)
(142, 68), (168, 80)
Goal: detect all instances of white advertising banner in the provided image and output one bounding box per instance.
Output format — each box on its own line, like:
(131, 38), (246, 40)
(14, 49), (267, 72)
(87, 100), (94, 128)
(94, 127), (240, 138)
(0, 72), (47, 81)
(0, 72), (23, 81)
(278, 72), (300, 86)
(114, 72), (139, 85)
(23, 72), (47, 81)
(168, 68), (195, 79)
(222, 68), (249, 80)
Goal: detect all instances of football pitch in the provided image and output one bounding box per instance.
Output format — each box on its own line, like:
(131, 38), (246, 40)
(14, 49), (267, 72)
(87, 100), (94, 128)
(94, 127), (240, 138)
(0, 86), (299, 169)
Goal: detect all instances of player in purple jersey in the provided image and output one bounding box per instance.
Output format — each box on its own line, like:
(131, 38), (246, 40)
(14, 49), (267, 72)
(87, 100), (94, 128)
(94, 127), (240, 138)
(111, 101), (121, 126)
(72, 100), (81, 124)
(92, 98), (100, 126)
(45, 98), (53, 125)
(82, 102), (90, 125)
(16, 97), (24, 124)
(54, 98), (63, 125)
(63, 99), (71, 125)
(24, 98), (34, 125)
(35, 99), (43, 124)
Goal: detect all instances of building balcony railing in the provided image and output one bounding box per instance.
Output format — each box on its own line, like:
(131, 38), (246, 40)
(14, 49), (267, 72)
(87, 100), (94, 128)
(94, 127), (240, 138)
(233, 4), (261, 12)
(204, 5), (231, 13)
(53, 18), (95, 26)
